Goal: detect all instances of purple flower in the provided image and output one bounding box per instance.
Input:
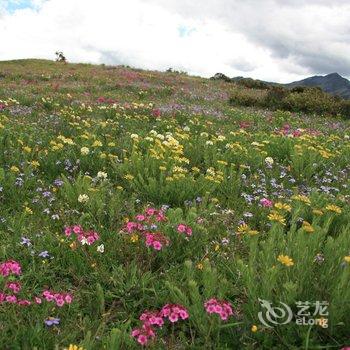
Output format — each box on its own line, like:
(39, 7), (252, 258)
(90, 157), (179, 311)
(21, 237), (31, 246)
(54, 179), (64, 187)
(38, 251), (49, 258)
(44, 317), (60, 326)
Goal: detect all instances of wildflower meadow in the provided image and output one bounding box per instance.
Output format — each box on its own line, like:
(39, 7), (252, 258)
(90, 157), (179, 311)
(0, 59), (349, 349)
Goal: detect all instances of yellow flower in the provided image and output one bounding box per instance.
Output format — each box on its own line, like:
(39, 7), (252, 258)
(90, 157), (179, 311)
(217, 160), (228, 166)
(248, 230), (259, 236)
(24, 206), (33, 215)
(325, 204), (342, 214)
(312, 209), (323, 216)
(237, 223), (249, 233)
(66, 344), (84, 350)
(268, 212), (286, 225)
(292, 195), (311, 205)
(124, 174), (134, 180)
(251, 325), (258, 333)
(80, 146), (90, 155)
(92, 140), (102, 147)
(10, 165), (20, 173)
(30, 160), (40, 168)
(196, 262), (204, 270)
(274, 202), (291, 212)
(23, 146), (32, 153)
(78, 194), (89, 203)
(277, 255), (294, 267)
(302, 221), (315, 233)
(130, 233), (139, 243)
(344, 256), (350, 263)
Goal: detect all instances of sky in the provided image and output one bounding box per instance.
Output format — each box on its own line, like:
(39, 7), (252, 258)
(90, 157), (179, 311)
(0, 0), (349, 83)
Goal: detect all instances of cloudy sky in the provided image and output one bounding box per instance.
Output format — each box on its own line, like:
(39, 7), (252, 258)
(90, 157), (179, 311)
(1, 0), (349, 82)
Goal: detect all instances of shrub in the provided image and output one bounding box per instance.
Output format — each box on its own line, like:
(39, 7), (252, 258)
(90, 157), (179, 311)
(210, 73), (232, 83)
(235, 77), (270, 90)
(229, 89), (264, 107)
(263, 86), (289, 109)
(282, 88), (340, 115)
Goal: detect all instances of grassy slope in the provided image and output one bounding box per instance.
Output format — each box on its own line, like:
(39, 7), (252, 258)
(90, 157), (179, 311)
(0, 59), (349, 349)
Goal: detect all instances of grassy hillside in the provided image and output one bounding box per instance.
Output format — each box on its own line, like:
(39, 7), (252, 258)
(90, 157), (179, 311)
(0, 59), (350, 349)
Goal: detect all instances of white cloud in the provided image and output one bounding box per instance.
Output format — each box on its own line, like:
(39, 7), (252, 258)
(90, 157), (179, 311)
(0, 0), (349, 82)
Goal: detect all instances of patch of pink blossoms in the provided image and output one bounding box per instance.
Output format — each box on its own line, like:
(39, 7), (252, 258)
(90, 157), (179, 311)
(177, 224), (192, 236)
(64, 225), (100, 245)
(204, 298), (234, 321)
(0, 260), (22, 276)
(132, 304), (189, 346)
(42, 290), (73, 307)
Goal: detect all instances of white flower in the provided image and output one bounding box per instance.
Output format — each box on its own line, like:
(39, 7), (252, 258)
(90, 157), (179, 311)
(97, 171), (107, 179)
(80, 237), (88, 245)
(81, 147), (90, 155)
(97, 244), (105, 253)
(78, 194), (89, 203)
(206, 140), (214, 146)
(265, 157), (274, 165)
(130, 133), (139, 140)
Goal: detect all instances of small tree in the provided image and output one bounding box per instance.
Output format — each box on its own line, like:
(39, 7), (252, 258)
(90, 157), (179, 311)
(55, 51), (67, 63)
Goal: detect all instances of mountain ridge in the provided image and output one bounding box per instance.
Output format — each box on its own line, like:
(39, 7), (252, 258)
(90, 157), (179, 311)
(285, 72), (350, 99)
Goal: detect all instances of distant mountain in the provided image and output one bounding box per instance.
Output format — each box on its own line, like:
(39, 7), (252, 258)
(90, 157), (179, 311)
(285, 73), (350, 99)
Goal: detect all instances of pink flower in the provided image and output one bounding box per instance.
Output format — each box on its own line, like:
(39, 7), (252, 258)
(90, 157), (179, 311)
(169, 313), (179, 323)
(65, 294), (73, 304)
(0, 260), (22, 276)
(152, 108), (161, 118)
(204, 298), (233, 321)
(64, 226), (72, 236)
(145, 208), (156, 216)
(42, 290), (72, 306)
(6, 295), (17, 303)
(0, 293), (6, 303)
(260, 198), (273, 208)
(131, 323), (155, 346)
(73, 225), (83, 234)
(140, 311), (164, 327)
(177, 224), (192, 236)
(137, 334), (148, 346)
(66, 225), (100, 245)
(34, 297), (42, 304)
(136, 214), (146, 222)
(6, 282), (21, 294)
(177, 224), (187, 233)
(17, 299), (31, 306)
(145, 232), (169, 251)
(160, 304), (189, 322)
